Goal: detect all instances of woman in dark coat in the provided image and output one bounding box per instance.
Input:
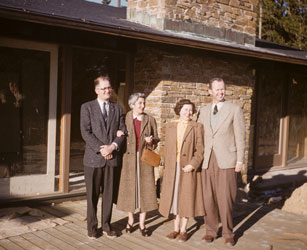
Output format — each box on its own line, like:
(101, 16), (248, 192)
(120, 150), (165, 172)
(117, 93), (159, 237)
(159, 99), (205, 242)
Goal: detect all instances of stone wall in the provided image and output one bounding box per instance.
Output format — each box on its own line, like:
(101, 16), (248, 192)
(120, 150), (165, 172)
(127, 0), (166, 29)
(127, 0), (258, 45)
(133, 42), (255, 179)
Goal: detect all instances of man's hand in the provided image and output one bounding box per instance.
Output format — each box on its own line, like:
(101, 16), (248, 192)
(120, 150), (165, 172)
(100, 144), (116, 157)
(182, 164), (194, 173)
(117, 130), (125, 137)
(235, 162), (243, 172)
(104, 154), (113, 160)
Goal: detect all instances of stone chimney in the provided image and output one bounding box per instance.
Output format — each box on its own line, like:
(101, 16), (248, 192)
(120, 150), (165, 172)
(127, 0), (258, 45)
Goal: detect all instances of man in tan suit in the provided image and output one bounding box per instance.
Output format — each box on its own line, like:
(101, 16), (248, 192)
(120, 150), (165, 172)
(198, 78), (245, 246)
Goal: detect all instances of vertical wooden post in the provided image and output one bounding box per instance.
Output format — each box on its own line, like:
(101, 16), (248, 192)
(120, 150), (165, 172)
(281, 72), (290, 168)
(59, 46), (72, 193)
(281, 116), (289, 168)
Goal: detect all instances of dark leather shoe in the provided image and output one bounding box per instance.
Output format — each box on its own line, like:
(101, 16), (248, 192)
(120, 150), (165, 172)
(166, 231), (179, 240)
(103, 230), (117, 239)
(178, 232), (188, 242)
(87, 231), (98, 240)
(202, 234), (214, 243)
(225, 238), (235, 246)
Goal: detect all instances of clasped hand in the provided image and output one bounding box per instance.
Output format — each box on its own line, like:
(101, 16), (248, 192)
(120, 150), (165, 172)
(100, 144), (115, 160)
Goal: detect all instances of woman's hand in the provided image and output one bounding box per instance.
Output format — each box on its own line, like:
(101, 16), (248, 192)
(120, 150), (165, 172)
(182, 164), (194, 173)
(144, 135), (153, 145)
(117, 130), (125, 137)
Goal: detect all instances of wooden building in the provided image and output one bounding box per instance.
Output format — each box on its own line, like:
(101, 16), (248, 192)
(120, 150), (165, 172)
(0, 0), (306, 200)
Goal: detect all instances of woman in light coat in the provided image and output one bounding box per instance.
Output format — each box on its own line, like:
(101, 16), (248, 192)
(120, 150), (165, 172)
(117, 93), (159, 237)
(159, 99), (205, 242)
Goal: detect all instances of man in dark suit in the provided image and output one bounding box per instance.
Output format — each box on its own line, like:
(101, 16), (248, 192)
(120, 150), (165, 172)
(80, 75), (126, 239)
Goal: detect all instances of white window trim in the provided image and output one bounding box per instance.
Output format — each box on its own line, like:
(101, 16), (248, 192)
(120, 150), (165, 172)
(0, 37), (58, 198)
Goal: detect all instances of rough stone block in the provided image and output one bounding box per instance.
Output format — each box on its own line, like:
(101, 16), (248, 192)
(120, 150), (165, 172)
(161, 96), (177, 103)
(143, 13), (150, 26)
(127, 9), (134, 20)
(217, 0), (230, 4)
(182, 21), (194, 33)
(229, 0), (240, 7)
(194, 23), (204, 35)
(234, 19), (248, 27)
(206, 25), (225, 40)
(164, 19), (180, 32)
(219, 4), (233, 13)
(244, 34), (255, 45)
(233, 30), (245, 44)
(135, 12), (145, 24)
(137, 1), (147, 8)
(244, 26), (256, 36)
(232, 24), (244, 32)
(149, 0), (158, 7)
(165, 0), (177, 5)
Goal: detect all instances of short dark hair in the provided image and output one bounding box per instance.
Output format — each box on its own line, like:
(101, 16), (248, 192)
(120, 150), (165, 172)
(174, 99), (196, 115)
(94, 75), (110, 88)
(209, 77), (225, 89)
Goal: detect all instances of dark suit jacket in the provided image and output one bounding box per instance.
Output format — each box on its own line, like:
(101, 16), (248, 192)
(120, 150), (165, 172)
(80, 99), (126, 168)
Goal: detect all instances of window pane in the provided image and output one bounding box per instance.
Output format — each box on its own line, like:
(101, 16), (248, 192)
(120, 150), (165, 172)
(287, 74), (307, 165)
(0, 47), (50, 177)
(257, 73), (282, 156)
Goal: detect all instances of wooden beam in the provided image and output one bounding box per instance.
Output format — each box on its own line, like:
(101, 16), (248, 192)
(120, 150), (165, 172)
(281, 116), (290, 168)
(59, 46), (73, 193)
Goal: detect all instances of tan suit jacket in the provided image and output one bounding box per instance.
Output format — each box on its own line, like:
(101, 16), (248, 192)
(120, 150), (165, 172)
(198, 101), (245, 169)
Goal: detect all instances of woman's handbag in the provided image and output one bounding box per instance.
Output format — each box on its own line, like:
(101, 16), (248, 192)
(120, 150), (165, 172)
(140, 148), (161, 167)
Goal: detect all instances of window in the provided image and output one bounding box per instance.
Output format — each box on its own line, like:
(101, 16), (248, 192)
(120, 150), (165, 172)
(0, 38), (58, 198)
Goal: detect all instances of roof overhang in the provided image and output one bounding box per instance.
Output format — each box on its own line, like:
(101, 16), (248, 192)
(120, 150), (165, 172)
(0, 5), (307, 66)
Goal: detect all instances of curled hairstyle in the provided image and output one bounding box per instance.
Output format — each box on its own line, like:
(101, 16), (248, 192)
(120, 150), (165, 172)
(94, 75), (110, 88)
(174, 99), (196, 115)
(209, 77), (225, 89)
(128, 92), (146, 108)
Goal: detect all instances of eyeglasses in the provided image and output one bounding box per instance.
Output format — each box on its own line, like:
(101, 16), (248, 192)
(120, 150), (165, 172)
(96, 87), (112, 91)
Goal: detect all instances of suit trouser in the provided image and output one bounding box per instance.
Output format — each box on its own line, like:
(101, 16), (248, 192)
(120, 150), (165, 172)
(84, 165), (114, 233)
(201, 151), (237, 239)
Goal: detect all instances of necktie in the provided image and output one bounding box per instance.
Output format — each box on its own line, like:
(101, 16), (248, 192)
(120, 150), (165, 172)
(102, 102), (108, 123)
(213, 105), (218, 115)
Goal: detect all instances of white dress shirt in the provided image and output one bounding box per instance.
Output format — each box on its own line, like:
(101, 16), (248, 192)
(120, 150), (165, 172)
(133, 114), (143, 121)
(97, 98), (109, 116)
(211, 100), (224, 114)
(97, 98), (118, 150)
